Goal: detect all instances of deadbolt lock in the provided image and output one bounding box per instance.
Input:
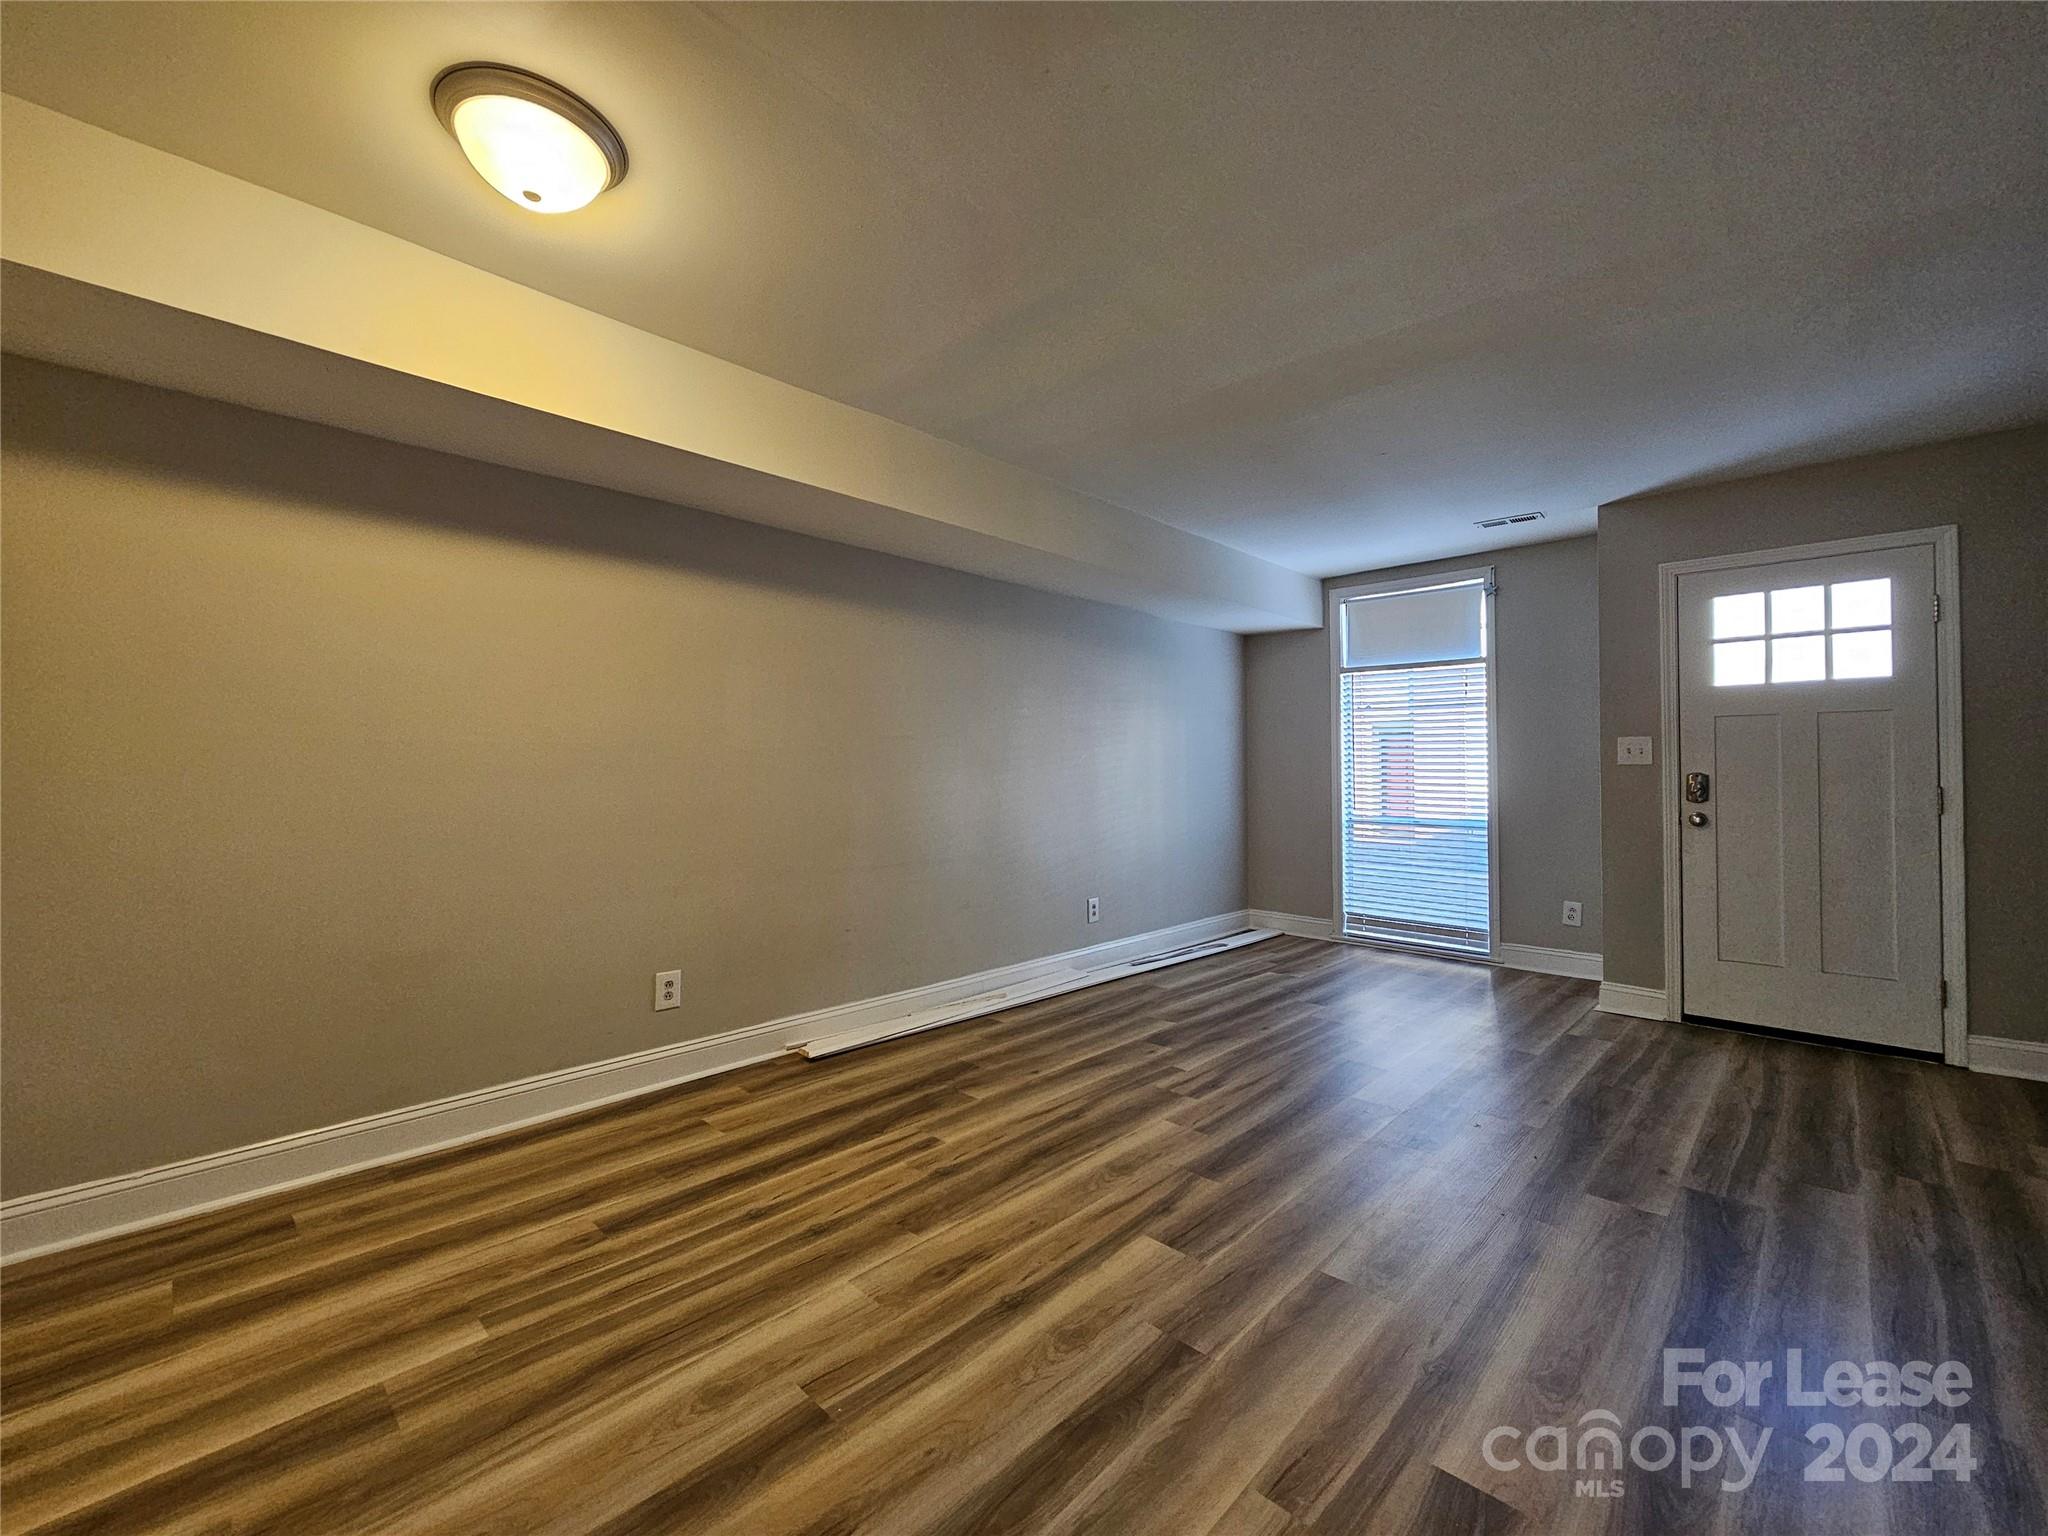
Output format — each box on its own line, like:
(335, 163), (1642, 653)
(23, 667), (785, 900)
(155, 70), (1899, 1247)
(1685, 772), (1710, 804)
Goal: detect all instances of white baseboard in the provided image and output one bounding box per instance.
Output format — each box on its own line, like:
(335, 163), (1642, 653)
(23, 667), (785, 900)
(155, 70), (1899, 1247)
(1967, 1036), (2048, 1082)
(1495, 944), (1603, 982)
(1596, 982), (1671, 1021)
(1246, 916), (1601, 985)
(1245, 909), (1335, 940)
(0, 910), (1251, 1264)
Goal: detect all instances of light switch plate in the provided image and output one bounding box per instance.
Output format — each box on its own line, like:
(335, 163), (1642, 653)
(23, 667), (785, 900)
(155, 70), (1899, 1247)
(1616, 736), (1653, 766)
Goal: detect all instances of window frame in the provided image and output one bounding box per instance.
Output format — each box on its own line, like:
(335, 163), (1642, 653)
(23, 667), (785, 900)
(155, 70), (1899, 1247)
(1327, 567), (1500, 963)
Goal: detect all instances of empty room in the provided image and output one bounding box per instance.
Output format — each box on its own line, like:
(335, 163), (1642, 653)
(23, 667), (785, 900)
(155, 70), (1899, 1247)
(2, 3), (2045, 1533)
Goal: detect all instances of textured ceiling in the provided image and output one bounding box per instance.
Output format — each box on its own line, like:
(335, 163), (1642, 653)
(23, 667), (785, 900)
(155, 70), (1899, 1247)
(4, 2), (2045, 575)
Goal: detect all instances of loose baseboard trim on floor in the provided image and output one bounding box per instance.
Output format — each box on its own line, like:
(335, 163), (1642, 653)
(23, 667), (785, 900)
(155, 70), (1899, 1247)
(1596, 982), (1671, 1020)
(0, 910), (1252, 1265)
(1495, 944), (1603, 982)
(797, 926), (1279, 1059)
(1245, 909), (1336, 940)
(1967, 1036), (2048, 1082)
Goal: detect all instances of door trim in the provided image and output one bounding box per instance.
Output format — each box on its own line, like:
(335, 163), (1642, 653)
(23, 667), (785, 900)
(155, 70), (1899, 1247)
(1656, 527), (1966, 1064)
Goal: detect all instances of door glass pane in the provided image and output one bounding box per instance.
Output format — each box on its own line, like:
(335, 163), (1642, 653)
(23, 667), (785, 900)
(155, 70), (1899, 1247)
(1831, 629), (1893, 680)
(1830, 578), (1891, 630)
(1713, 639), (1766, 686)
(1771, 634), (1826, 683)
(1712, 592), (1766, 639)
(1770, 585), (1825, 634)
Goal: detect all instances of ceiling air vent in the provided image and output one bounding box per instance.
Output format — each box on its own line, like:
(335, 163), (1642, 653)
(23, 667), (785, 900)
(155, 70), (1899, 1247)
(1474, 512), (1547, 530)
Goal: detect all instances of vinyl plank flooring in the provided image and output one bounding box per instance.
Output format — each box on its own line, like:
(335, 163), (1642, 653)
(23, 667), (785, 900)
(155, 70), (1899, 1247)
(3, 942), (2040, 1534)
(1434, 1193), (1665, 1517)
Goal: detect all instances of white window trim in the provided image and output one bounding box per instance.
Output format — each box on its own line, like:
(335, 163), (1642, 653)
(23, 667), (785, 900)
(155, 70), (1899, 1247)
(1327, 566), (1500, 963)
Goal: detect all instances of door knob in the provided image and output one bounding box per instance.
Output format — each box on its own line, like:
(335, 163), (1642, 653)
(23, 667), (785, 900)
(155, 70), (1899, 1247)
(1687, 811), (1709, 828)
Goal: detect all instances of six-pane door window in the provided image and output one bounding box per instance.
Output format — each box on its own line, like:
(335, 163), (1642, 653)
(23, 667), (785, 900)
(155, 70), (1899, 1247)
(1711, 578), (1892, 687)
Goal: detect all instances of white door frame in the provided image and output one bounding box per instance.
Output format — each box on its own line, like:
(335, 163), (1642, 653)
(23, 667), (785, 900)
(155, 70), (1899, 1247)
(1656, 526), (1967, 1064)
(1327, 567), (1501, 963)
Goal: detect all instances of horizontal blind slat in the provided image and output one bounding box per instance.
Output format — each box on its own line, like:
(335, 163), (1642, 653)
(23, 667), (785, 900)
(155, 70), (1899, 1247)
(1338, 658), (1489, 956)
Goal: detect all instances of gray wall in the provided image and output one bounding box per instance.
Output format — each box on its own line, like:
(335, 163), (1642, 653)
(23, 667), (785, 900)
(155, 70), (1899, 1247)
(1597, 423), (2048, 1043)
(1244, 536), (1604, 953)
(1, 358), (1245, 1196)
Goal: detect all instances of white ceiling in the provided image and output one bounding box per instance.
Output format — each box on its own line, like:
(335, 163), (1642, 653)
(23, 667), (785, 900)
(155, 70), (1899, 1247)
(5, 2), (2045, 577)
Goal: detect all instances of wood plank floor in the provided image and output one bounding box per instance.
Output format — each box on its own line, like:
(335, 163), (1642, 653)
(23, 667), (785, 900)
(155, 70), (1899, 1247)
(4, 936), (2045, 1534)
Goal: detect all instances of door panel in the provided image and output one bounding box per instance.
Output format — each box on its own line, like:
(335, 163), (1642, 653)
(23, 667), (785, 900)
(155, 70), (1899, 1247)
(1677, 543), (1941, 1052)
(1817, 710), (1897, 980)
(1712, 715), (1784, 967)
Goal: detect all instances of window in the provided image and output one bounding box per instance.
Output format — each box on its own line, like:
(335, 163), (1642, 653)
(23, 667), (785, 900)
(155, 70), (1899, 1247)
(1711, 578), (1892, 686)
(1333, 575), (1493, 956)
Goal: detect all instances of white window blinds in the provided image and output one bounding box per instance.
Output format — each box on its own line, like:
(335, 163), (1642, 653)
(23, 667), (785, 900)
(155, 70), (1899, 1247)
(1336, 579), (1492, 955)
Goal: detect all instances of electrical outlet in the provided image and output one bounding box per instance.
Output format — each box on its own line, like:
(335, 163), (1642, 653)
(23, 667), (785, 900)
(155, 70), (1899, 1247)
(1562, 901), (1583, 928)
(1086, 896), (1100, 924)
(654, 969), (682, 1011)
(1616, 736), (1653, 766)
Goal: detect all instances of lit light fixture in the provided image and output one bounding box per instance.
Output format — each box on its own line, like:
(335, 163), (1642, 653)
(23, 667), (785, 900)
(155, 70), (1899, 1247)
(431, 63), (627, 213)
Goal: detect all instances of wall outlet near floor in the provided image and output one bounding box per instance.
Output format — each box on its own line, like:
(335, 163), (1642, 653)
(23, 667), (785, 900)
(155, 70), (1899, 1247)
(1616, 735), (1653, 765)
(1086, 896), (1100, 924)
(654, 970), (682, 1011)
(1561, 901), (1583, 928)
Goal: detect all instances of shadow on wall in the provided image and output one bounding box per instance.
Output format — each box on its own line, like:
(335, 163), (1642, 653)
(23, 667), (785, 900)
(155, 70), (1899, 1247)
(5, 354), (1113, 638)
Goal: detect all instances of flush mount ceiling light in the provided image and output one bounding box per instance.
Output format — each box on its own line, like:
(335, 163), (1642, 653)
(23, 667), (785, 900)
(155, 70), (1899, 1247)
(431, 63), (627, 213)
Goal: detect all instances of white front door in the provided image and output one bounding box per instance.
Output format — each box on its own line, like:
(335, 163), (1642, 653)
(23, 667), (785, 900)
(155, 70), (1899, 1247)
(1676, 543), (1943, 1052)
